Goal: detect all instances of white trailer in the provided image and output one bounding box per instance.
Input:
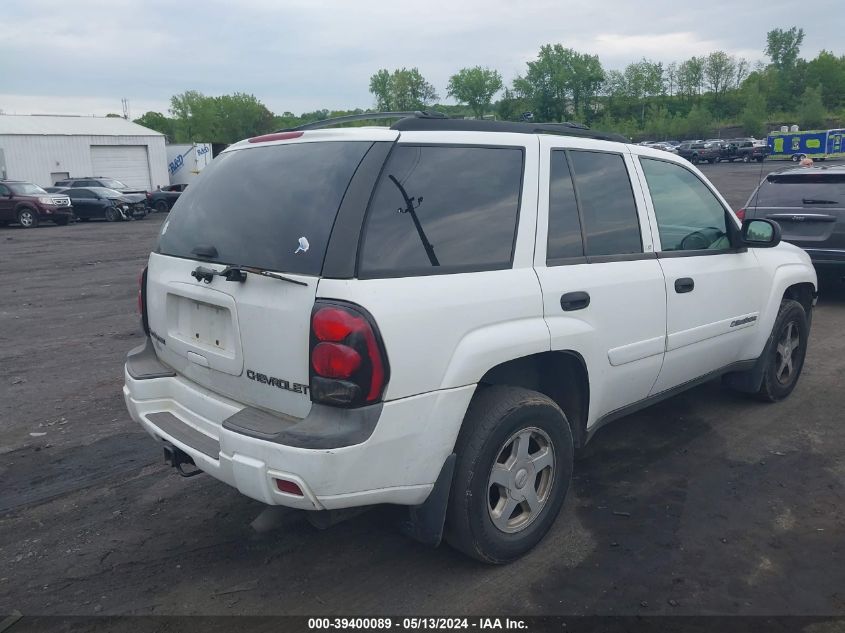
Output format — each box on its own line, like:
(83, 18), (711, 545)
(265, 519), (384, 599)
(166, 143), (212, 186)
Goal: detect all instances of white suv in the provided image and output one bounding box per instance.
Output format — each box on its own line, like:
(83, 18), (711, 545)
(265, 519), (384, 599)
(124, 113), (817, 563)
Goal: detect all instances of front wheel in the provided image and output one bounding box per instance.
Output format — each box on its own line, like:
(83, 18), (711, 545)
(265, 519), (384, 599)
(756, 300), (809, 402)
(104, 207), (120, 222)
(18, 207), (38, 228)
(446, 386), (574, 564)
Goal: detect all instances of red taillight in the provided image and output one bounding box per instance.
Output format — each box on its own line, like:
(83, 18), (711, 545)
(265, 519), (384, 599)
(248, 131), (304, 144)
(309, 302), (389, 407)
(736, 208), (746, 220)
(312, 342), (362, 379)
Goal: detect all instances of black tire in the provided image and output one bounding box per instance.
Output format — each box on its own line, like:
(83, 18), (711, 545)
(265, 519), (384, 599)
(708, 158), (717, 164)
(104, 207), (120, 222)
(17, 207), (38, 228)
(154, 200), (168, 213)
(756, 157), (765, 163)
(53, 216), (69, 226)
(445, 386), (574, 564)
(691, 155), (700, 165)
(756, 300), (809, 402)
(742, 154), (751, 163)
(80, 217), (90, 222)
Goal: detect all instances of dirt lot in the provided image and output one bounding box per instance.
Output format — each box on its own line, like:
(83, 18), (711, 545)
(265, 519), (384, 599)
(1, 161), (844, 624)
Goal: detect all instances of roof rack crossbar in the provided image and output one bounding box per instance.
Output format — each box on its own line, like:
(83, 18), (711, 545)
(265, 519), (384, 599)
(279, 111), (447, 132)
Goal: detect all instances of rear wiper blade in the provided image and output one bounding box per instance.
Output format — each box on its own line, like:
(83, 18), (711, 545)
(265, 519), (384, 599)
(802, 198), (838, 205)
(191, 265), (307, 287)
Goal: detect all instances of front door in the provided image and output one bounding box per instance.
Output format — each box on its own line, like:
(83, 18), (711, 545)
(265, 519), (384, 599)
(66, 188), (97, 219)
(535, 138), (667, 425)
(633, 156), (766, 394)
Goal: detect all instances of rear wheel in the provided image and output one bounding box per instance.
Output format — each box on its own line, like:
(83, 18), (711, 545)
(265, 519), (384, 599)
(742, 154), (751, 163)
(756, 157), (765, 163)
(154, 200), (168, 213)
(446, 386), (574, 564)
(756, 300), (809, 402)
(17, 207), (38, 228)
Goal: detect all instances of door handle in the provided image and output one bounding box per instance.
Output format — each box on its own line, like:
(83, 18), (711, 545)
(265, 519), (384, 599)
(674, 277), (695, 293)
(560, 291), (590, 311)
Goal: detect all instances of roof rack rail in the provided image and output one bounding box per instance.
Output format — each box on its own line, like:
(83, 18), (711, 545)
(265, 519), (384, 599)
(279, 111), (447, 132)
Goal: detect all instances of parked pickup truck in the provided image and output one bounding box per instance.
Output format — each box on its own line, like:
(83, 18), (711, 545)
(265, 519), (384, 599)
(677, 141), (721, 164)
(734, 140), (768, 163)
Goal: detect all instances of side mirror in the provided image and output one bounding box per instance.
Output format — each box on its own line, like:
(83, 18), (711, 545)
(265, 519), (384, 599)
(742, 218), (781, 248)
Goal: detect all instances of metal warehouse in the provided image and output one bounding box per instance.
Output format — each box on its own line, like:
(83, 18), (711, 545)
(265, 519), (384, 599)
(0, 115), (168, 190)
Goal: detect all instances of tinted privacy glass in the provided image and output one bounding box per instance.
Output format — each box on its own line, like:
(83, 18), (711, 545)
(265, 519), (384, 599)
(755, 175), (845, 207)
(68, 189), (95, 199)
(157, 141), (372, 275)
(547, 151), (584, 261)
(359, 145), (523, 276)
(569, 151), (641, 256)
(640, 158), (730, 251)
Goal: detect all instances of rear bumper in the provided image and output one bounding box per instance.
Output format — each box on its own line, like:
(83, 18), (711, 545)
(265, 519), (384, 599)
(123, 347), (474, 511)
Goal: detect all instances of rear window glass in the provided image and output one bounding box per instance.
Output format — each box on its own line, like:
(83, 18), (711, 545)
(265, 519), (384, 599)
(547, 151), (584, 261)
(358, 145), (523, 277)
(157, 141), (372, 276)
(755, 174), (845, 207)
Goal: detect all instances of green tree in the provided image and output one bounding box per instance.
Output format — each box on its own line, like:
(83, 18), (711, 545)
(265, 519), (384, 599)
(169, 90), (219, 141)
(704, 51), (737, 114)
(134, 111), (176, 138)
(740, 84), (767, 137)
(514, 44), (604, 122)
(677, 57), (705, 99)
(368, 68), (438, 111)
(796, 85), (827, 129)
(447, 66), (503, 118)
(215, 93), (275, 142)
(369, 69), (392, 111)
(806, 50), (845, 109)
(765, 27), (805, 70)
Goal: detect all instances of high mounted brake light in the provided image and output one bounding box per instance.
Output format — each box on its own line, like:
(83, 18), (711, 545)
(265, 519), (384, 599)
(309, 302), (389, 407)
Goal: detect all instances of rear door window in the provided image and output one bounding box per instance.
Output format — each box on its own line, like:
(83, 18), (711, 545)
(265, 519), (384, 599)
(569, 151), (642, 257)
(156, 141), (373, 276)
(546, 150), (584, 262)
(358, 145), (524, 277)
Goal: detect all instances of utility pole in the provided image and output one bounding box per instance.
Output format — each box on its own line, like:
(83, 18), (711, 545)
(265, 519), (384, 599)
(122, 98), (130, 120)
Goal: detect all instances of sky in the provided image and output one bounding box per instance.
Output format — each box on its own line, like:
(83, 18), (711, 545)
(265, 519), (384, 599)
(0, 0), (842, 118)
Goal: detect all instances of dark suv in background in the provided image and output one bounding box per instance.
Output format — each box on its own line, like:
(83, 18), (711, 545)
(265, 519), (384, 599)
(677, 142), (721, 164)
(742, 166), (845, 269)
(54, 177), (148, 197)
(0, 180), (73, 227)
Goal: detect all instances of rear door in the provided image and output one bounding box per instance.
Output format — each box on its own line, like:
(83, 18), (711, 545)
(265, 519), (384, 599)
(0, 183), (13, 221)
(534, 137), (667, 423)
(148, 131), (397, 419)
(748, 172), (845, 262)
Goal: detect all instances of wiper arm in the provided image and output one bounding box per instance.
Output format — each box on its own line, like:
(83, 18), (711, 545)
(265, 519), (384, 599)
(191, 265), (307, 287)
(802, 198), (838, 205)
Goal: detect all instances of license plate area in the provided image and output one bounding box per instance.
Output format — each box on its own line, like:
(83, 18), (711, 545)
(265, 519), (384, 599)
(171, 296), (234, 354)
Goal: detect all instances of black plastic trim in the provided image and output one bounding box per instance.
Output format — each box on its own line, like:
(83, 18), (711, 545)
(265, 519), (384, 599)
(657, 247), (748, 258)
(322, 141), (395, 279)
(586, 358), (757, 443)
(400, 453), (456, 547)
(148, 412), (220, 459)
(223, 402), (383, 449)
(126, 337), (176, 380)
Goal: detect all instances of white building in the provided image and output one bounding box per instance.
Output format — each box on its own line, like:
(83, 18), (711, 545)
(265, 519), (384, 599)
(0, 115), (168, 190)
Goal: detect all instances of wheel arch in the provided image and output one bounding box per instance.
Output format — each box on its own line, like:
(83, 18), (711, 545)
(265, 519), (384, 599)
(474, 351), (590, 448)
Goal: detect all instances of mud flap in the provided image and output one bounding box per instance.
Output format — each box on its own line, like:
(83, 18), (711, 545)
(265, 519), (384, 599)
(399, 453), (456, 547)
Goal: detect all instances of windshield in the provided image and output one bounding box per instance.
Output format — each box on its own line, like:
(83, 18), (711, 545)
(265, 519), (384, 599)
(99, 178), (129, 189)
(157, 141), (373, 276)
(9, 183), (48, 195)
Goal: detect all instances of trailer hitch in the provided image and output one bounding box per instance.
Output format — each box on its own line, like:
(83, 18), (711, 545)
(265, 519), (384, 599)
(163, 442), (203, 478)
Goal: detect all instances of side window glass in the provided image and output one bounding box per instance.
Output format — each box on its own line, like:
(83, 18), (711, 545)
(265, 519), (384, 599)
(569, 151), (642, 256)
(359, 145), (523, 277)
(640, 158), (730, 252)
(547, 150), (584, 262)
(0, 185), (10, 196)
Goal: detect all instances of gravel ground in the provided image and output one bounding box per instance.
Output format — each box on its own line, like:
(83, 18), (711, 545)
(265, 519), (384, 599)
(0, 160), (843, 626)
